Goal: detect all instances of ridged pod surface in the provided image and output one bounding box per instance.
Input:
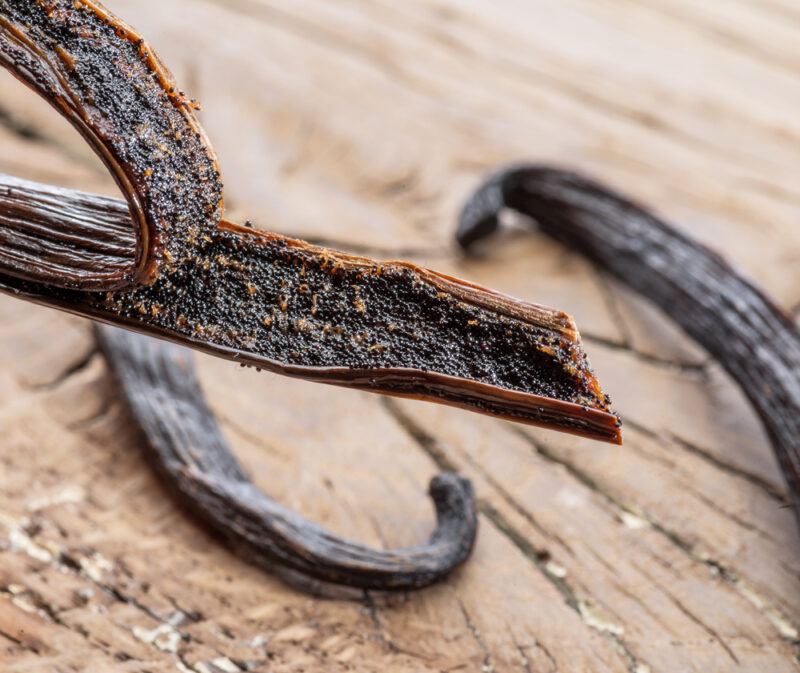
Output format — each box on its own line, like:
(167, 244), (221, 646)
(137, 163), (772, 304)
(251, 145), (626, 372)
(0, 2), (621, 589)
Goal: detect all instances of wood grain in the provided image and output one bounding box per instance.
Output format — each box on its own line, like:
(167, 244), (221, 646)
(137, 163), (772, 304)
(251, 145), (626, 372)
(0, 0), (798, 671)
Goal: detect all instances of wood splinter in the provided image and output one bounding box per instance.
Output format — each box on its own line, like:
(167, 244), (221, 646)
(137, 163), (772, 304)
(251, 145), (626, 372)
(0, 1), (618, 589)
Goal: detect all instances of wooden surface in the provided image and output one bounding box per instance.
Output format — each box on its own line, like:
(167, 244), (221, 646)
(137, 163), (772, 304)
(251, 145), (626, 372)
(1, 1), (800, 671)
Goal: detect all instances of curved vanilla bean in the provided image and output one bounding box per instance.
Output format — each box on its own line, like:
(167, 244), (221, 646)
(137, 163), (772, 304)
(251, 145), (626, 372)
(0, 0), (619, 443)
(96, 324), (476, 590)
(458, 165), (800, 528)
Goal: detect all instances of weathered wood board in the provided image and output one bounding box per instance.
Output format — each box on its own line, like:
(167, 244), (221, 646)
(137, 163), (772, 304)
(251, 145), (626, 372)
(1, 1), (799, 671)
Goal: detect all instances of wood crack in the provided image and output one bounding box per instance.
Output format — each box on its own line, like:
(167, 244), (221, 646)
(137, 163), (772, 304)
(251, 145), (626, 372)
(592, 266), (635, 347)
(1, 564), (165, 662)
(478, 499), (576, 607)
(507, 627), (539, 673)
(511, 631), (558, 673)
(627, 419), (790, 506)
(584, 264), (709, 373)
(458, 599), (494, 672)
(582, 332), (709, 374)
(382, 396), (648, 672)
(512, 427), (800, 651)
(632, 559), (740, 664)
(23, 346), (99, 392)
(362, 590), (400, 655)
(383, 394), (575, 556)
(0, 624), (38, 653)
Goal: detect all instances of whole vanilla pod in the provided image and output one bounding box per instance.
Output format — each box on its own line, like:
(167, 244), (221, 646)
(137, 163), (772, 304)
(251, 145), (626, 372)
(458, 165), (800, 532)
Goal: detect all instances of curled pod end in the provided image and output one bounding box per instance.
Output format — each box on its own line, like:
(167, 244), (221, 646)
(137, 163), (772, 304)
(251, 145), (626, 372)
(456, 164), (530, 251)
(458, 162), (800, 534)
(97, 323), (479, 591)
(428, 472), (478, 550)
(456, 182), (503, 250)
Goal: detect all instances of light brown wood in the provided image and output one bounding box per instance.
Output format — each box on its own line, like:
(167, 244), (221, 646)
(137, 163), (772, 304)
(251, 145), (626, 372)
(1, 1), (799, 671)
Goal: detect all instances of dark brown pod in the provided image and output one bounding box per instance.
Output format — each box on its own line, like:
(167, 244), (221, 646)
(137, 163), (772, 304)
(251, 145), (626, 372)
(458, 164), (800, 532)
(0, 1), (621, 589)
(0, 2), (619, 443)
(96, 324), (477, 590)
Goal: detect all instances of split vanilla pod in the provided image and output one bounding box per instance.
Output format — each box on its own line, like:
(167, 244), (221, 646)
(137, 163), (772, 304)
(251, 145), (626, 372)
(0, 0), (619, 589)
